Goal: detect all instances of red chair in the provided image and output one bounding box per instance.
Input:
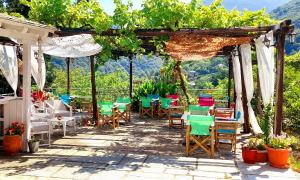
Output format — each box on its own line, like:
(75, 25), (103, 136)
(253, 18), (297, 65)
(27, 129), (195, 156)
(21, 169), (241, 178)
(166, 94), (179, 106)
(198, 97), (214, 107)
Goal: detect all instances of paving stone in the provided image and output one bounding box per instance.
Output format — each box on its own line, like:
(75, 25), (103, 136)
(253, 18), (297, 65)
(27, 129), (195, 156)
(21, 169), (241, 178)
(23, 165), (63, 177)
(118, 153), (148, 166)
(88, 170), (128, 180)
(242, 174), (300, 180)
(190, 170), (237, 179)
(144, 155), (197, 170)
(81, 162), (107, 169)
(174, 175), (193, 180)
(105, 164), (138, 171)
(136, 166), (166, 173)
(164, 168), (189, 175)
(197, 158), (239, 173)
(125, 171), (174, 180)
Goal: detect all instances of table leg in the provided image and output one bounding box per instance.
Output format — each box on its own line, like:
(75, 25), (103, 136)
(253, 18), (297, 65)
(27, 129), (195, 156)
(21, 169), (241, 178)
(74, 118), (76, 134)
(63, 121), (66, 137)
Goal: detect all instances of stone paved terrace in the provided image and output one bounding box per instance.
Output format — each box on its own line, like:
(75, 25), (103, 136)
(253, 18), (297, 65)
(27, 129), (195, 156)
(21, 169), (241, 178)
(0, 113), (299, 180)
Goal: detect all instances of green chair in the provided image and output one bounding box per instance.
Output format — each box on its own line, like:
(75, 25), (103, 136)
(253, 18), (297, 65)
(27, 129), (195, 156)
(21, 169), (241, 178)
(139, 97), (153, 118)
(115, 97), (131, 122)
(98, 102), (119, 128)
(186, 115), (215, 158)
(189, 105), (210, 115)
(158, 98), (172, 118)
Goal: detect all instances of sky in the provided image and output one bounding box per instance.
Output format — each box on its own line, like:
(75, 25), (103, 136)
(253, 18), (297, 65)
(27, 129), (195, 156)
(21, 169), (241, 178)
(99, 0), (291, 15)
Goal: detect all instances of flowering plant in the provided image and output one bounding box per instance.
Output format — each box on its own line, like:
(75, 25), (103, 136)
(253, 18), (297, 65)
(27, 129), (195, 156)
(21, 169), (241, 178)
(5, 122), (25, 136)
(268, 133), (298, 149)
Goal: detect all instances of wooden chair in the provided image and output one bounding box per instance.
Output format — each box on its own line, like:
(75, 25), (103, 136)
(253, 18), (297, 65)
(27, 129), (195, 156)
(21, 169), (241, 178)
(186, 115), (215, 158)
(98, 102), (120, 129)
(214, 108), (234, 119)
(139, 97), (153, 118)
(115, 97), (131, 123)
(158, 98), (172, 118)
(215, 111), (241, 153)
(168, 105), (185, 128)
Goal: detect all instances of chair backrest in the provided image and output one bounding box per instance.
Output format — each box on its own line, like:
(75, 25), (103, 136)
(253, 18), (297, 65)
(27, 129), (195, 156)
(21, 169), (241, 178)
(60, 94), (71, 105)
(141, 97), (152, 108)
(160, 98), (172, 109)
(116, 97), (131, 104)
(189, 105), (209, 115)
(166, 94), (179, 106)
(199, 94), (212, 98)
(188, 115), (214, 135)
(198, 96), (214, 106)
(236, 111), (241, 121)
(46, 100), (67, 110)
(99, 102), (114, 115)
(147, 94), (160, 99)
(215, 109), (233, 119)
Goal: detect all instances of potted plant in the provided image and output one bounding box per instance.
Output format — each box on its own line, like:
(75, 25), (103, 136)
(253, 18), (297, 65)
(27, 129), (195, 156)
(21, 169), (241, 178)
(242, 138), (257, 164)
(266, 134), (295, 169)
(255, 138), (268, 163)
(28, 136), (40, 153)
(3, 122), (25, 155)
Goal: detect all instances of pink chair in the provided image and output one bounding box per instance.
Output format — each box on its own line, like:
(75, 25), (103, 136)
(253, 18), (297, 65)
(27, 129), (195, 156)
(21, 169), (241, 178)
(198, 97), (214, 106)
(166, 94), (179, 106)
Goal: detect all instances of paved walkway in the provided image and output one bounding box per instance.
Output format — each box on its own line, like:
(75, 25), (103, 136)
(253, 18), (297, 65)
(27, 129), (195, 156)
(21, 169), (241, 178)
(0, 114), (298, 179)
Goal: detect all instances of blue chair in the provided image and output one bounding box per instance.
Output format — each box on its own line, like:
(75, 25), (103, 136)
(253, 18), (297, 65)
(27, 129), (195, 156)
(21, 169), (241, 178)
(60, 94), (71, 105)
(215, 111), (241, 153)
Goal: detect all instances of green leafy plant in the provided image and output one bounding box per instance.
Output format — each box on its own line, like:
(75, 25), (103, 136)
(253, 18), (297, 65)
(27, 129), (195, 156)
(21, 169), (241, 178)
(260, 103), (273, 144)
(268, 134), (297, 149)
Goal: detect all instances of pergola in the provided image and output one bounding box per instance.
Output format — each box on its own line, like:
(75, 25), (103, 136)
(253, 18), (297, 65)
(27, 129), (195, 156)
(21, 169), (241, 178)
(0, 14), (55, 149)
(55, 20), (294, 135)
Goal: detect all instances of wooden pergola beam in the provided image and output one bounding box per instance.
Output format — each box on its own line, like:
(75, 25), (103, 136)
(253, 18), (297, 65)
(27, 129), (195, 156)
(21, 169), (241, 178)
(54, 25), (278, 38)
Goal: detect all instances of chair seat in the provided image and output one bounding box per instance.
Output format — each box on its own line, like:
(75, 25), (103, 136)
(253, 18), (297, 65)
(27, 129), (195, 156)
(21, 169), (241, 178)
(55, 110), (71, 117)
(217, 129), (235, 134)
(170, 113), (182, 118)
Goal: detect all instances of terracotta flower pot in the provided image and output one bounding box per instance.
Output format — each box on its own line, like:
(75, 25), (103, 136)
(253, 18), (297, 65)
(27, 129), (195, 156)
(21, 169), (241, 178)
(242, 147), (257, 164)
(266, 146), (291, 169)
(256, 150), (268, 163)
(3, 135), (22, 155)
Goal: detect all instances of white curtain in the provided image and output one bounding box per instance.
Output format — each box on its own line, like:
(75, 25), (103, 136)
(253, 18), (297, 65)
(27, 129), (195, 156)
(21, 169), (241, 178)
(31, 50), (46, 90)
(255, 31), (275, 105)
(0, 45), (18, 95)
(240, 44), (263, 134)
(232, 50), (244, 123)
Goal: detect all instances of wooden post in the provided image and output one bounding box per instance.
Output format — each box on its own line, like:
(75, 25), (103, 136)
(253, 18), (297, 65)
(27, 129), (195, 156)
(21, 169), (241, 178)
(274, 30), (286, 135)
(238, 48), (251, 133)
(90, 55), (98, 124)
(129, 55), (133, 99)
(227, 57), (232, 108)
(66, 57), (71, 95)
(22, 41), (32, 151)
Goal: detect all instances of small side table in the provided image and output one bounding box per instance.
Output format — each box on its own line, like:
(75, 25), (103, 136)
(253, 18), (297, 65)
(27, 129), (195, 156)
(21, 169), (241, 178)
(50, 117), (76, 137)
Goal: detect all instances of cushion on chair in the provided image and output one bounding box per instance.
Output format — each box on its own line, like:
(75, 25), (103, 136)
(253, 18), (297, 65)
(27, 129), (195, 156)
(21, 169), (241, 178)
(217, 129), (235, 134)
(170, 113), (182, 118)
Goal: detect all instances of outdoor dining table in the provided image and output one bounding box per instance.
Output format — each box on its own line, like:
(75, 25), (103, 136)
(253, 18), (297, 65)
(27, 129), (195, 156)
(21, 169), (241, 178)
(50, 116), (76, 137)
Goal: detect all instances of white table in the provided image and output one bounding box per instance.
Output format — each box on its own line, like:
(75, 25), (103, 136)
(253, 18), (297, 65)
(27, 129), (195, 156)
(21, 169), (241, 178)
(50, 117), (76, 137)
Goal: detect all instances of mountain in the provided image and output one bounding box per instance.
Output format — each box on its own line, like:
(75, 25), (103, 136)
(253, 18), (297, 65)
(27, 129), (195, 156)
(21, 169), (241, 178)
(51, 55), (164, 78)
(270, 0), (300, 54)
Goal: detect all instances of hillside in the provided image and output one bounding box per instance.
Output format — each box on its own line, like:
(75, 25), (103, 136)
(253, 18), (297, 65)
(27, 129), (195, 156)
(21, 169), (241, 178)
(51, 55), (164, 79)
(271, 0), (300, 54)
